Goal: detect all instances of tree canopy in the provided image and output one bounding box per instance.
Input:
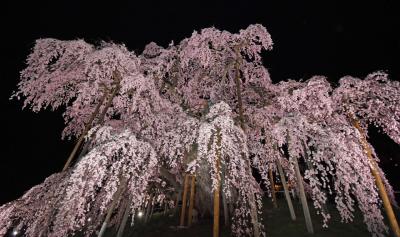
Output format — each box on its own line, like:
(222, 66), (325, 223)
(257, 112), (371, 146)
(2, 24), (400, 237)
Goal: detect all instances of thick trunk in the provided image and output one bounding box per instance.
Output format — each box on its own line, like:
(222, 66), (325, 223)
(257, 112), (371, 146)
(233, 51), (260, 237)
(234, 56), (245, 129)
(163, 202), (168, 216)
(175, 191), (181, 215)
(144, 194), (154, 223)
(222, 191), (229, 226)
(221, 169), (230, 226)
(160, 167), (181, 190)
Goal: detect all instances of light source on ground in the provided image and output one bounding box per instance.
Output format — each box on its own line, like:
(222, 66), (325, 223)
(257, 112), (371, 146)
(138, 211), (144, 218)
(12, 230), (18, 236)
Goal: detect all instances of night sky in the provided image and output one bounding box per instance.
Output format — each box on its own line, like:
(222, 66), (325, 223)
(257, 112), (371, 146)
(1, 1), (399, 205)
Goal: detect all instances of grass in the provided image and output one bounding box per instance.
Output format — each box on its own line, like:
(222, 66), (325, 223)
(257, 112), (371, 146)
(261, 197), (370, 237)
(103, 196), (398, 237)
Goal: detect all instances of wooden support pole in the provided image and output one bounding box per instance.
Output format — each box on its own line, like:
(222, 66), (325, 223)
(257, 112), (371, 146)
(269, 168), (278, 208)
(188, 175), (196, 226)
(180, 174), (190, 226)
(62, 90), (108, 171)
(293, 157), (314, 234)
(213, 128), (222, 237)
(276, 159), (296, 221)
(96, 82), (121, 125)
(213, 175), (221, 237)
(98, 176), (127, 237)
(350, 115), (400, 237)
(116, 199), (131, 237)
(63, 71), (122, 171)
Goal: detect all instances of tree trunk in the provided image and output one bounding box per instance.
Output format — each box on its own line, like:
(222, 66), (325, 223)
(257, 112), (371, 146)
(180, 174), (190, 226)
(188, 175), (196, 226)
(293, 157), (314, 234)
(221, 169), (230, 226)
(213, 128), (222, 237)
(160, 167), (181, 190)
(175, 191), (181, 215)
(98, 176), (127, 237)
(276, 159), (296, 221)
(144, 194), (154, 223)
(149, 202), (155, 220)
(350, 115), (400, 237)
(163, 202), (168, 216)
(269, 168), (278, 208)
(222, 190), (229, 226)
(233, 49), (245, 129)
(233, 51), (260, 237)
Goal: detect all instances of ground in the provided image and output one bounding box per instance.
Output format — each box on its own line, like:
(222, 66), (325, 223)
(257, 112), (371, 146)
(101, 195), (400, 237)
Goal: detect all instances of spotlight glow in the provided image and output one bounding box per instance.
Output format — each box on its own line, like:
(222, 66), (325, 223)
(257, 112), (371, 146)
(138, 211), (144, 218)
(12, 230), (18, 236)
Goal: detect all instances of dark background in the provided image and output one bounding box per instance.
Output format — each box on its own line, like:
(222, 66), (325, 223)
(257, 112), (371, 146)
(1, 0), (399, 204)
